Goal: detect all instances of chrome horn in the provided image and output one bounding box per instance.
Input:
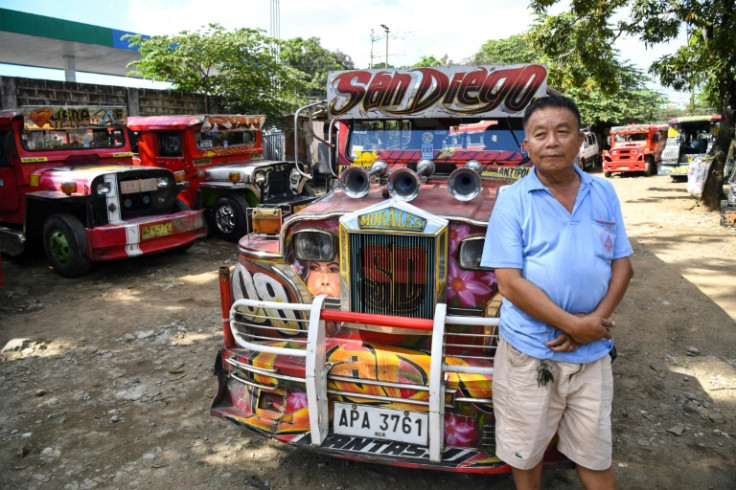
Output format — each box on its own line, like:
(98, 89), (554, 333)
(388, 159), (435, 202)
(339, 160), (388, 199)
(448, 160), (482, 201)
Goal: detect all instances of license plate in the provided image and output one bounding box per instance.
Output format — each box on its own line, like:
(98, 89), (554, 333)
(333, 402), (428, 445)
(121, 178), (158, 194)
(141, 222), (172, 240)
(619, 166), (629, 170)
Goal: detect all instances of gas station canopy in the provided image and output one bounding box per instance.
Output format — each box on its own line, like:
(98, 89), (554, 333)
(0, 8), (144, 80)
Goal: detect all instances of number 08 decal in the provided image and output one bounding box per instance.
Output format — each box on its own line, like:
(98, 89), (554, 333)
(232, 262), (301, 334)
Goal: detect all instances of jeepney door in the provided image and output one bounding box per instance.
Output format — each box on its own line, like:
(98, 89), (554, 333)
(0, 129), (20, 213)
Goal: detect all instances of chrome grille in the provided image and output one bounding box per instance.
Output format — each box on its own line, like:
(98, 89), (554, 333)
(348, 233), (435, 318)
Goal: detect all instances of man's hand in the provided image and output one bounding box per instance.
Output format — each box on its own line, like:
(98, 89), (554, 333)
(566, 315), (615, 345)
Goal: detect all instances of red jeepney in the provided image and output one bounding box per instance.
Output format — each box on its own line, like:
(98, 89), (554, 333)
(0, 106), (206, 277)
(128, 114), (315, 242)
(210, 64), (568, 474)
(602, 123), (668, 177)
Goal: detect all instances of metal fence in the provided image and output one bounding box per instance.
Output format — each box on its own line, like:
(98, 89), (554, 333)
(262, 130), (284, 161)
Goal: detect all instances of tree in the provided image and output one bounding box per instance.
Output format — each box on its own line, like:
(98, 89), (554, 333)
(470, 34), (536, 65)
(529, 0), (736, 210)
(279, 37), (355, 97)
(470, 32), (667, 135)
(125, 24), (310, 121)
(411, 55), (453, 67)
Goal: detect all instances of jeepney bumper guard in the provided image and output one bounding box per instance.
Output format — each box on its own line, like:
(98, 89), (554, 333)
(220, 295), (498, 463)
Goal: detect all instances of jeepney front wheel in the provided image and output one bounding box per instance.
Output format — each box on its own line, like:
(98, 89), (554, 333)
(645, 156), (657, 176)
(43, 214), (91, 278)
(212, 195), (249, 243)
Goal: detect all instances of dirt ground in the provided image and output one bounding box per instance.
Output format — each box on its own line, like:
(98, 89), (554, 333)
(1, 172), (735, 490)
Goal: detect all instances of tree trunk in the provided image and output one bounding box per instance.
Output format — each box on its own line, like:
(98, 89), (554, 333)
(700, 78), (735, 210)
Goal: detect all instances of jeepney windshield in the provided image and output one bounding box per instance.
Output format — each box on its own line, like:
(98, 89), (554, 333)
(21, 127), (126, 151)
(196, 130), (256, 150)
(614, 132), (648, 143)
(347, 118), (525, 161)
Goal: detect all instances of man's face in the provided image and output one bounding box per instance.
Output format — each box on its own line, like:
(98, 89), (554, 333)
(523, 106), (584, 173)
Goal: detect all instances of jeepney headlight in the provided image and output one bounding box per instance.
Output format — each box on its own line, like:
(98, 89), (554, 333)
(157, 177), (171, 189)
(60, 182), (78, 195)
(96, 183), (112, 195)
(294, 230), (337, 262)
(458, 236), (492, 271)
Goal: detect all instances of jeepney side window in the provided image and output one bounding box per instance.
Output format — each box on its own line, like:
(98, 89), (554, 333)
(196, 130), (255, 149)
(158, 132), (182, 157)
(0, 130), (12, 167)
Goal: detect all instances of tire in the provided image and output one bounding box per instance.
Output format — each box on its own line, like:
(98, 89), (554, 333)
(212, 195), (249, 243)
(645, 157), (656, 176)
(42, 214), (91, 278)
(604, 171), (612, 178)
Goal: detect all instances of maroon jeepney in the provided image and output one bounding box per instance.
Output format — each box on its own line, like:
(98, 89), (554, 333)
(128, 114), (315, 242)
(0, 106), (206, 277)
(210, 64), (569, 473)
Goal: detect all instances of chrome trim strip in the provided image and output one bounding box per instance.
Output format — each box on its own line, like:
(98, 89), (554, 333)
(230, 372), (279, 392)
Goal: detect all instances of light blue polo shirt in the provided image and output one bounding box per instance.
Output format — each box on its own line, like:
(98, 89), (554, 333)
(481, 166), (633, 362)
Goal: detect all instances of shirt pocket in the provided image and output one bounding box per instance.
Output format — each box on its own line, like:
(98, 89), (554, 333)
(590, 219), (617, 261)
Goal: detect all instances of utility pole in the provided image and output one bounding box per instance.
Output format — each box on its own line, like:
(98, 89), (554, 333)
(270, 0), (281, 62)
(369, 29), (375, 69)
(380, 24), (389, 68)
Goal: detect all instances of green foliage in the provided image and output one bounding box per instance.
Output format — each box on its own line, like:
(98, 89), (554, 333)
(411, 55), (452, 67)
(529, 0), (736, 209)
(279, 37), (354, 96)
(470, 34), (536, 65)
(125, 24), (311, 120)
(469, 31), (666, 132)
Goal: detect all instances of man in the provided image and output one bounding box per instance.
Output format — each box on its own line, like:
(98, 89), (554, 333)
(481, 94), (634, 489)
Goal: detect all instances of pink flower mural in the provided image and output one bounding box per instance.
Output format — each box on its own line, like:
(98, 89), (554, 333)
(286, 391), (308, 412)
(447, 257), (492, 308)
(444, 413), (477, 446)
(449, 223), (470, 254)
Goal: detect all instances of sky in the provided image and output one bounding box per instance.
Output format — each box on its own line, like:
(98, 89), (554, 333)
(0, 0), (690, 106)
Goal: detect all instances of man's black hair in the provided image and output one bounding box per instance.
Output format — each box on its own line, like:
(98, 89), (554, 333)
(523, 94), (581, 131)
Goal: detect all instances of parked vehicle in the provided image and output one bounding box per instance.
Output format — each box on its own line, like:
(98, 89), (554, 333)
(661, 115), (721, 170)
(602, 124), (668, 177)
(128, 114), (316, 242)
(210, 64), (569, 474)
(577, 130), (600, 170)
(0, 106), (206, 277)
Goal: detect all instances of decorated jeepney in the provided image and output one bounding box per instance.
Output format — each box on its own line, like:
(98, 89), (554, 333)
(128, 114), (315, 242)
(0, 106), (206, 277)
(602, 123), (668, 177)
(210, 65), (566, 473)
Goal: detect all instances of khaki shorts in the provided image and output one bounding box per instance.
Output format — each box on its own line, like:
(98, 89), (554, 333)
(493, 338), (613, 471)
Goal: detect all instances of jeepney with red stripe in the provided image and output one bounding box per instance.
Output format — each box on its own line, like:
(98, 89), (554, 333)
(0, 106), (206, 277)
(128, 114), (315, 243)
(210, 65), (567, 473)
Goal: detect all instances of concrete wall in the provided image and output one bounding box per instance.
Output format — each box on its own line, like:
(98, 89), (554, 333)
(0, 76), (219, 115)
